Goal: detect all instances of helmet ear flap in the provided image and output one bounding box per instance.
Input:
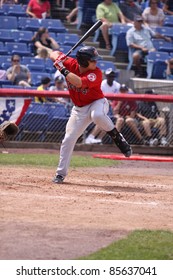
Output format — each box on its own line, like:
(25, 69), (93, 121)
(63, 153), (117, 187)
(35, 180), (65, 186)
(77, 56), (89, 68)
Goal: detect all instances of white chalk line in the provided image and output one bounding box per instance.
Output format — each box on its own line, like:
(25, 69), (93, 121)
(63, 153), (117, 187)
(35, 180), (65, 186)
(1, 189), (172, 207)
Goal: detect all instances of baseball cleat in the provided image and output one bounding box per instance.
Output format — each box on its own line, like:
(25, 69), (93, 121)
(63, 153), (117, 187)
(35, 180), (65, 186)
(52, 174), (64, 184)
(114, 133), (132, 158)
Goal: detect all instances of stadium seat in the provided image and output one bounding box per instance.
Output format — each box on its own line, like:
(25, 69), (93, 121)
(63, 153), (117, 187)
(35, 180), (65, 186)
(41, 19), (67, 33)
(44, 59), (55, 73)
(44, 116), (68, 142)
(30, 72), (52, 86)
(96, 60), (116, 72)
(0, 55), (11, 66)
(0, 80), (12, 87)
(5, 42), (31, 56)
(0, 42), (8, 55)
(146, 51), (170, 79)
(22, 57), (45, 72)
(155, 26), (173, 39)
(0, 16), (18, 29)
(56, 33), (81, 46)
(6, 4), (26, 17)
(152, 39), (173, 53)
(18, 17), (40, 31)
(1, 62), (11, 70)
(110, 24), (131, 56)
(0, 29), (14, 42)
(11, 30), (33, 43)
(18, 112), (49, 142)
(163, 15), (173, 27)
(1, 85), (25, 89)
(59, 45), (81, 58)
(77, 0), (100, 30)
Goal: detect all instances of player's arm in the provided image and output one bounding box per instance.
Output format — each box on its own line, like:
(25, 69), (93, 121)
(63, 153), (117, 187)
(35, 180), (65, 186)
(50, 51), (82, 88)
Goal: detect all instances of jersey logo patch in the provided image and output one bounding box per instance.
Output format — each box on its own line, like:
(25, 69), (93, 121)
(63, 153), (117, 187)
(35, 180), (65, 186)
(87, 73), (96, 82)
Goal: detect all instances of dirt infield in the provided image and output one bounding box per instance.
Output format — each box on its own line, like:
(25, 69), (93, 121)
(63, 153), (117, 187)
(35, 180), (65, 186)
(0, 149), (173, 260)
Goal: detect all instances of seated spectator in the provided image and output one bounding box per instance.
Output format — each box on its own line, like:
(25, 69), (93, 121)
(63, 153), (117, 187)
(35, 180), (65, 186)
(26, 0), (51, 19)
(142, 0), (165, 30)
(165, 58), (173, 80)
(85, 67), (121, 144)
(35, 76), (52, 102)
(6, 55), (31, 87)
(49, 75), (71, 105)
(163, 0), (173, 15)
(0, 70), (7, 81)
(96, 0), (125, 50)
(66, 0), (78, 25)
(35, 48), (49, 59)
(119, 0), (142, 24)
(126, 15), (171, 77)
(136, 89), (168, 146)
(32, 27), (59, 56)
(111, 84), (144, 144)
(0, 0), (18, 6)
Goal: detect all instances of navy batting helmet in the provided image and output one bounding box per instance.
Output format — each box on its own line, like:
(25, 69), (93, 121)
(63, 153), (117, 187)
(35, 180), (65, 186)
(76, 46), (102, 68)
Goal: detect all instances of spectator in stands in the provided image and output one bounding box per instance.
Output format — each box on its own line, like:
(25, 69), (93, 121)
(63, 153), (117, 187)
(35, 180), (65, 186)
(119, 0), (142, 24)
(164, 57), (173, 80)
(49, 75), (71, 105)
(85, 67), (121, 144)
(0, 0), (18, 6)
(136, 89), (168, 146)
(35, 76), (52, 102)
(66, 0), (78, 25)
(163, 0), (173, 15)
(35, 48), (49, 59)
(0, 70), (7, 81)
(6, 55), (31, 87)
(32, 27), (59, 56)
(26, 0), (51, 19)
(126, 15), (171, 77)
(96, 0), (126, 50)
(111, 84), (144, 144)
(142, 0), (165, 30)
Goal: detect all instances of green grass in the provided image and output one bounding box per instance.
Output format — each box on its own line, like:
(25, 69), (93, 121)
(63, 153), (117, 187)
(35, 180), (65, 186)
(0, 153), (119, 168)
(79, 230), (173, 260)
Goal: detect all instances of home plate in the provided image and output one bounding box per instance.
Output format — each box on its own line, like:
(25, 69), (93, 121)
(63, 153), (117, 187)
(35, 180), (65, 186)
(93, 154), (173, 162)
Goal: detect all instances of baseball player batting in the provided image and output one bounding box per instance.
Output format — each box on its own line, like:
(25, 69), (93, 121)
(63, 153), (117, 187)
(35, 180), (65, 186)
(50, 46), (132, 184)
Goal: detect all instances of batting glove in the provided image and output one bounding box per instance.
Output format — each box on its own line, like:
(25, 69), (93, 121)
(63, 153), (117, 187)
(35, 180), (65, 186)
(54, 60), (64, 71)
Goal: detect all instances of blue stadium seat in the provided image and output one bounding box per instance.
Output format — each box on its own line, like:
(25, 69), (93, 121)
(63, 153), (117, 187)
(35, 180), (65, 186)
(163, 15), (173, 27)
(45, 116), (68, 142)
(18, 112), (49, 141)
(1, 85), (24, 89)
(0, 42), (8, 55)
(41, 19), (67, 33)
(152, 39), (173, 53)
(146, 51), (170, 79)
(5, 42), (31, 56)
(59, 45), (81, 58)
(30, 72), (52, 86)
(0, 55), (11, 66)
(77, 0), (100, 30)
(110, 24), (131, 56)
(56, 33), (81, 46)
(96, 60), (116, 72)
(1, 62), (11, 70)
(22, 57), (45, 72)
(11, 30), (33, 43)
(44, 59), (55, 73)
(0, 80), (12, 87)
(0, 29), (14, 42)
(155, 26), (173, 39)
(0, 16), (18, 29)
(18, 17), (40, 31)
(6, 4), (26, 17)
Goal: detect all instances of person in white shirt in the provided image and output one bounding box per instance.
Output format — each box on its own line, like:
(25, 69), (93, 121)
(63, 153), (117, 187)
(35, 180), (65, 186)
(85, 67), (120, 144)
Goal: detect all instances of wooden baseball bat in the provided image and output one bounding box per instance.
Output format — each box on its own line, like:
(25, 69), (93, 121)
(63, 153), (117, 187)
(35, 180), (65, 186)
(65, 20), (102, 57)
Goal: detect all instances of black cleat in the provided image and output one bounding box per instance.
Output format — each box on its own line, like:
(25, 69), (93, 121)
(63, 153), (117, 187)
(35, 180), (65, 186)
(114, 133), (132, 157)
(52, 174), (64, 184)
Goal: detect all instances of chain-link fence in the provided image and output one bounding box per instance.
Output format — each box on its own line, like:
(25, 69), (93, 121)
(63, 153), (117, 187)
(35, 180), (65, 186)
(0, 90), (173, 147)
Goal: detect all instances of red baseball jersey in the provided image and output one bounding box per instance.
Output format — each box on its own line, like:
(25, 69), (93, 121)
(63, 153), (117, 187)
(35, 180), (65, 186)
(63, 57), (104, 107)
